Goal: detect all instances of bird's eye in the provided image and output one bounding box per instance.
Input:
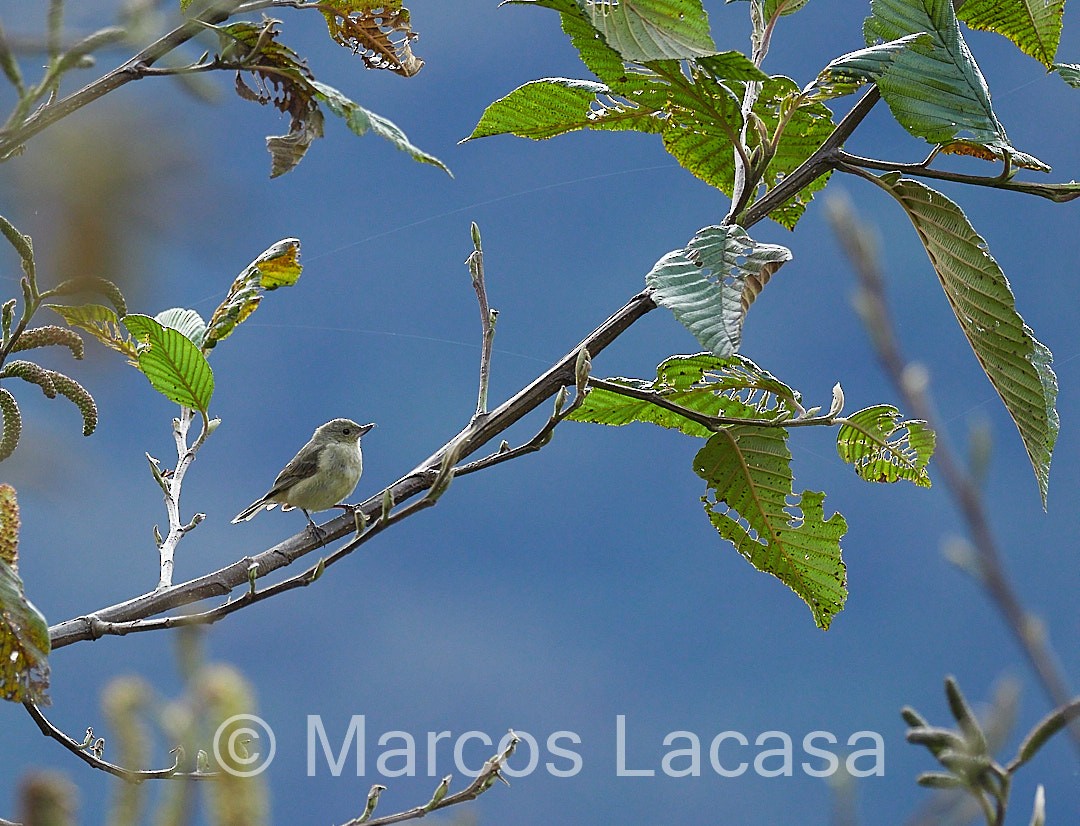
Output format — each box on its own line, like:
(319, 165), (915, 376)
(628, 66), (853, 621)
(342, 428), (352, 435)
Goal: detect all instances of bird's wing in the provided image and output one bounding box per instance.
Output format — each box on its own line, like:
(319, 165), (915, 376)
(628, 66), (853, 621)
(265, 442), (320, 498)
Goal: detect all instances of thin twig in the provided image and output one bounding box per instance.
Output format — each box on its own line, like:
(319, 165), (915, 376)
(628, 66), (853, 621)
(826, 194), (1080, 759)
(339, 735), (519, 826)
(836, 150), (1080, 203)
(22, 702), (217, 781)
(467, 222), (496, 420)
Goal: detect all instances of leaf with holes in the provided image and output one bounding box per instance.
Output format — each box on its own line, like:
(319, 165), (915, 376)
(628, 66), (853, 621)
(646, 225), (792, 357)
(805, 34), (930, 100)
(956, 0), (1064, 69)
(512, 0), (716, 62)
(204, 239), (303, 352)
(124, 315), (214, 413)
(319, 1), (423, 76)
(694, 426), (847, 629)
(569, 353), (802, 436)
(217, 21), (325, 177)
(837, 404), (934, 487)
(45, 303), (139, 360)
(864, 0), (1048, 171)
(878, 174), (1057, 506)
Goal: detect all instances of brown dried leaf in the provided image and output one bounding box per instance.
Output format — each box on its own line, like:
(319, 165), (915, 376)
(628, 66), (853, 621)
(321, 2), (424, 77)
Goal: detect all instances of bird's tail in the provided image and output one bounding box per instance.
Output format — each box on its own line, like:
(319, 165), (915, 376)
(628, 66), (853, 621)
(231, 499), (277, 523)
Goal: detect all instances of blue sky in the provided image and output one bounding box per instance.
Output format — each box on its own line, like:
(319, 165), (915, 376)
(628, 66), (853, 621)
(1, 1), (1079, 824)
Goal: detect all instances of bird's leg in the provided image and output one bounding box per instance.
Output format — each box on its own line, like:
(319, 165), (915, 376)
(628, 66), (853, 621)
(303, 509), (327, 547)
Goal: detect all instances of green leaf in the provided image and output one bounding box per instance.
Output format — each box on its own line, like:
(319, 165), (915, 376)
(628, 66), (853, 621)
(561, 11), (634, 88)
(956, 0), (1063, 68)
(864, 0), (1048, 171)
(836, 404), (934, 487)
(513, 0), (717, 62)
(123, 314), (214, 413)
(805, 34), (931, 100)
(0, 558), (50, 704)
(569, 353), (802, 436)
(694, 51), (771, 83)
(767, 0), (811, 17)
(204, 238), (303, 352)
(694, 426), (848, 629)
(646, 224), (792, 356)
(44, 276), (127, 315)
(466, 77), (663, 141)
(661, 71), (743, 197)
(45, 303), (139, 360)
(311, 80), (451, 173)
(878, 175), (1058, 506)
(1053, 62), (1080, 88)
(1012, 698), (1080, 771)
(155, 308), (207, 348)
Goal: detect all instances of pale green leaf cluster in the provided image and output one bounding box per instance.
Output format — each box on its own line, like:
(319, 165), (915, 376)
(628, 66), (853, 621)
(469, 0), (834, 229)
(863, 0), (1048, 170)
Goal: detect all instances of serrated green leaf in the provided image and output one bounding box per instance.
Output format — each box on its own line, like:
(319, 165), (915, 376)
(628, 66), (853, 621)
(694, 51), (771, 83)
(155, 308), (207, 348)
(694, 426), (847, 629)
(864, 0), (1048, 171)
(956, 0), (1063, 68)
(45, 303), (139, 359)
(878, 175), (1057, 506)
(513, 0), (717, 62)
(124, 314), (214, 413)
(0, 557), (50, 704)
(311, 80), (451, 173)
(646, 225), (792, 356)
(1053, 62), (1080, 87)
(561, 10), (632, 87)
(767, 0), (811, 17)
(466, 77), (663, 141)
(569, 353), (801, 436)
(837, 404), (934, 487)
(204, 238), (303, 352)
(805, 34), (931, 100)
(661, 70), (743, 197)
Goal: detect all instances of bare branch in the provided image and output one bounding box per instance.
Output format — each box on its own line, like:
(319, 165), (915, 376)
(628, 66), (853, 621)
(22, 703), (217, 782)
(467, 222), (497, 420)
(339, 734), (519, 826)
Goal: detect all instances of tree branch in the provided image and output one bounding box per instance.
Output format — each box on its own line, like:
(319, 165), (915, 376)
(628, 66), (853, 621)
(22, 702), (217, 782)
(49, 291), (656, 649)
(0, 1), (244, 158)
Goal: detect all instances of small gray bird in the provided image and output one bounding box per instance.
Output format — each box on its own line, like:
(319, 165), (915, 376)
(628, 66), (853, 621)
(232, 418), (375, 532)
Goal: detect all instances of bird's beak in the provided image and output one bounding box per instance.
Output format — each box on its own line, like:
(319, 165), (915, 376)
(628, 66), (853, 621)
(359, 422), (376, 436)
